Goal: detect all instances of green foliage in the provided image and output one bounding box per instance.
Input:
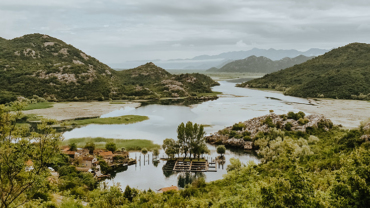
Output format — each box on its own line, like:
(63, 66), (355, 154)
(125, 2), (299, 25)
(176, 122), (207, 159)
(241, 43), (370, 99)
(84, 142), (95, 154)
(243, 136), (252, 141)
(212, 55), (312, 73)
(68, 115), (148, 126)
(263, 116), (276, 128)
(0, 102), (62, 208)
(98, 160), (111, 174)
(226, 158), (242, 172)
(141, 148), (148, 155)
(0, 34), (219, 103)
(231, 122), (246, 131)
(23, 102), (54, 111)
(60, 197), (84, 208)
(105, 142), (117, 152)
(63, 137), (160, 151)
(69, 142), (77, 151)
(152, 148), (160, 157)
(287, 111), (305, 120)
(298, 118), (309, 125)
(285, 122), (293, 131)
(216, 145), (226, 156)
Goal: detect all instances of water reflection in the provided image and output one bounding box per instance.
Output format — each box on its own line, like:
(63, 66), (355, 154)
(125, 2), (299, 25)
(63, 81), (310, 190)
(177, 172), (205, 188)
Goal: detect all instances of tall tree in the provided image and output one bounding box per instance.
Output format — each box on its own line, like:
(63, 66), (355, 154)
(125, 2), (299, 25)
(0, 102), (62, 208)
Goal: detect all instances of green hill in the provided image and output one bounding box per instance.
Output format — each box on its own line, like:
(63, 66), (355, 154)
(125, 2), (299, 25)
(237, 43), (370, 100)
(208, 55), (312, 73)
(0, 34), (219, 103)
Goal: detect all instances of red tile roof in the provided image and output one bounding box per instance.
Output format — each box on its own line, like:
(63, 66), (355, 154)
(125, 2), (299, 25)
(25, 160), (33, 166)
(160, 186), (178, 192)
(99, 151), (113, 157)
(83, 157), (95, 161)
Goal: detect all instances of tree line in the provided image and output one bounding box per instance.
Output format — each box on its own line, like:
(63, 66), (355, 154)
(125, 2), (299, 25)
(163, 121), (209, 159)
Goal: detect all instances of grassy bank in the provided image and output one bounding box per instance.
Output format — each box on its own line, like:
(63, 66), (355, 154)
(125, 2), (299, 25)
(63, 137), (161, 151)
(66, 115), (148, 126)
(23, 102), (54, 111)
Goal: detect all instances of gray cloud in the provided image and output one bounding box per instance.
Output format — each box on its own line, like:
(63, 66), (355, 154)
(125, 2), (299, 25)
(0, 0), (369, 63)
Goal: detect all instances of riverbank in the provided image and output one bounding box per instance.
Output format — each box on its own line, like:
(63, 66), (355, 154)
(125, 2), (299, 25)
(292, 98), (370, 129)
(63, 137), (160, 151)
(22, 101), (141, 121)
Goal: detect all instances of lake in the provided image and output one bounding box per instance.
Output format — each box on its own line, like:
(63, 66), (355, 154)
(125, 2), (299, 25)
(64, 81), (311, 190)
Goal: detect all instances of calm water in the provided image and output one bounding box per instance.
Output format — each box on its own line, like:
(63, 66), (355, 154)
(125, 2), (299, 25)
(64, 81), (310, 190)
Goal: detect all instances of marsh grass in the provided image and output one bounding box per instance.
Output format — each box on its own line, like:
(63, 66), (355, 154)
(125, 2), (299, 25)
(23, 102), (54, 111)
(63, 137), (160, 151)
(109, 100), (128, 104)
(197, 91), (222, 97)
(67, 115), (148, 126)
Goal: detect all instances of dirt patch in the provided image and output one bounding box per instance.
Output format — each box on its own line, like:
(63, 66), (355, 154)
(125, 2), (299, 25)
(293, 99), (370, 129)
(23, 102), (141, 121)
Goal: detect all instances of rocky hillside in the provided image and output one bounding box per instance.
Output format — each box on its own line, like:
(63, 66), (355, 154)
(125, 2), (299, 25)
(207, 55), (312, 73)
(0, 34), (219, 103)
(206, 111), (333, 150)
(238, 43), (370, 100)
(117, 62), (219, 98)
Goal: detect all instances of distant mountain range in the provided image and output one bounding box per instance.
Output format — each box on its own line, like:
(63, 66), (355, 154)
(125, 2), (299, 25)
(207, 55), (313, 73)
(238, 43), (370, 100)
(110, 48), (328, 70)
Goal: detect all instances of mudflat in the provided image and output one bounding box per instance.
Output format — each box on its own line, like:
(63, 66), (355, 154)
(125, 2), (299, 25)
(293, 99), (370, 129)
(23, 101), (141, 121)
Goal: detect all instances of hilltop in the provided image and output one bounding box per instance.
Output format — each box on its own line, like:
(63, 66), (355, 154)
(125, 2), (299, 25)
(207, 55), (312, 73)
(116, 62), (219, 98)
(238, 43), (370, 100)
(0, 34), (219, 103)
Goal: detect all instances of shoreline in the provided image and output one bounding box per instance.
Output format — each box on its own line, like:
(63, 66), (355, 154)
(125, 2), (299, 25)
(247, 88), (370, 129)
(23, 101), (141, 121)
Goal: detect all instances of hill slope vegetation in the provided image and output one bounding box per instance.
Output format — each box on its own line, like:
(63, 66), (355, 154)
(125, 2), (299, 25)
(207, 55), (312, 73)
(238, 43), (370, 100)
(0, 34), (219, 103)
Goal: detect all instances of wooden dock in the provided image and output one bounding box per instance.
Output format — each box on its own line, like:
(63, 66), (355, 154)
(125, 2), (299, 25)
(172, 160), (217, 172)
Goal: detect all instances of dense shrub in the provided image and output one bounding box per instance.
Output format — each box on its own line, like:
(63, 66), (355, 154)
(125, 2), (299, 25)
(232, 122), (246, 131)
(285, 122), (293, 131)
(263, 116), (276, 128)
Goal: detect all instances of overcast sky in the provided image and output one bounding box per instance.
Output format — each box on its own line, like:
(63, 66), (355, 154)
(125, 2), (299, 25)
(1, 0), (369, 63)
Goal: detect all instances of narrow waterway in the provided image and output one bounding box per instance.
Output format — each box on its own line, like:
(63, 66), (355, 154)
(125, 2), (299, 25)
(64, 81), (311, 190)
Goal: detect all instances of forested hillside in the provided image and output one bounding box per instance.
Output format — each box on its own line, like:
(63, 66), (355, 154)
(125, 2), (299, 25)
(208, 55), (312, 73)
(238, 43), (370, 100)
(0, 34), (219, 103)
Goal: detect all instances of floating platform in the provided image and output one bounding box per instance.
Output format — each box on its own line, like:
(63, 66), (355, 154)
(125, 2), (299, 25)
(172, 160), (217, 172)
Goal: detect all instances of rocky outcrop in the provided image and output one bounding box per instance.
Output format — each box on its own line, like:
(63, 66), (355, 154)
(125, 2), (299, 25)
(206, 113), (333, 150)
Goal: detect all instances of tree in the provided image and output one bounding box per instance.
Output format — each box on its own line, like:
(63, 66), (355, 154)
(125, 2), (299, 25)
(0, 102), (62, 208)
(69, 142), (77, 151)
(141, 148), (148, 155)
(217, 145), (226, 158)
(84, 142), (95, 154)
(163, 138), (177, 158)
(152, 148), (160, 158)
(177, 121), (206, 159)
(105, 142), (117, 152)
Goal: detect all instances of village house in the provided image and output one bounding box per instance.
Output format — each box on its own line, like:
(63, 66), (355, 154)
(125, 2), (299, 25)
(99, 151), (114, 164)
(81, 157), (98, 169)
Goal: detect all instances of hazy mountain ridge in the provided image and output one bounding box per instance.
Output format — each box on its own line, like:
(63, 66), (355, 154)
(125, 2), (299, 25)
(0, 34), (219, 103)
(109, 48), (328, 70)
(208, 55), (313, 73)
(238, 43), (370, 100)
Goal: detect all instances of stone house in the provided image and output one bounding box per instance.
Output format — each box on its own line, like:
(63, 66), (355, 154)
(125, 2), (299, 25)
(81, 157), (98, 169)
(99, 151), (114, 164)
